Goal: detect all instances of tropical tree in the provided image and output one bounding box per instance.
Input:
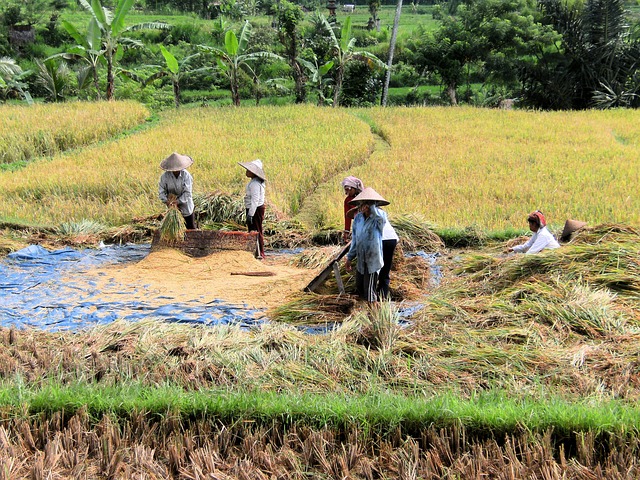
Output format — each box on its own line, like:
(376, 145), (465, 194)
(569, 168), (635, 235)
(35, 58), (75, 102)
(51, 18), (105, 99)
(320, 15), (386, 107)
(0, 57), (33, 104)
(199, 21), (281, 106)
(275, 0), (306, 103)
(410, 0), (557, 105)
(523, 0), (640, 109)
(381, 0), (403, 106)
(144, 46), (210, 107)
(298, 56), (334, 105)
(74, 0), (169, 100)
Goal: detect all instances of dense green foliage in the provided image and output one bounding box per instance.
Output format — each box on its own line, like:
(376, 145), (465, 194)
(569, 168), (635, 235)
(1, 0), (638, 109)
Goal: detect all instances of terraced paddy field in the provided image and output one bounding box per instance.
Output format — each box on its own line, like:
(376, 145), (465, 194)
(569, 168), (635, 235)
(0, 103), (638, 478)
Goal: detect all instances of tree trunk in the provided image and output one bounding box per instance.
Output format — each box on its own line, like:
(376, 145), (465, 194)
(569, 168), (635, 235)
(381, 0), (403, 106)
(293, 61), (306, 103)
(92, 67), (101, 101)
(333, 65), (344, 107)
(173, 79), (180, 108)
(230, 69), (240, 106)
(447, 83), (457, 105)
(106, 52), (114, 100)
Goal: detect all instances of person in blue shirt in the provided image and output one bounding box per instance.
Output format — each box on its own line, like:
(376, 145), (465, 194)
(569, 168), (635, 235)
(344, 187), (390, 302)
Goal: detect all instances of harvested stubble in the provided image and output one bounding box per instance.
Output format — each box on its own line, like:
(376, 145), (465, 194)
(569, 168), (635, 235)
(1, 410), (639, 479)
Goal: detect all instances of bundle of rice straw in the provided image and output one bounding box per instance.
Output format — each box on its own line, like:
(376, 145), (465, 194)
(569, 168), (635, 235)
(160, 195), (186, 244)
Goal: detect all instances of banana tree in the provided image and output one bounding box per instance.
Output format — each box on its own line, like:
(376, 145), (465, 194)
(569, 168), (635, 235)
(145, 46), (211, 108)
(321, 15), (387, 107)
(50, 17), (106, 99)
(298, 56), (334, 106)
(76, 0), (169, 100)
(199, 21), (282, 106)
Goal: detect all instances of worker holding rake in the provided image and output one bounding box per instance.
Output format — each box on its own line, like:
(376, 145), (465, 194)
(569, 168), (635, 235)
(344, 187), (390, 303)
(158, 152), (195, 230)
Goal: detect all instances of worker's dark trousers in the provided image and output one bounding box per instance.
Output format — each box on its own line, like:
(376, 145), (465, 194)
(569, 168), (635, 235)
(378, 239), (397, 300)
(183, 213), (196, 230)
(247, 204), (265, 258)
(356, 267), (379, 303)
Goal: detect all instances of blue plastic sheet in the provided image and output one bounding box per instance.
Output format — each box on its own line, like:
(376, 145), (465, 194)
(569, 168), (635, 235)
(0, 244), (265, 331)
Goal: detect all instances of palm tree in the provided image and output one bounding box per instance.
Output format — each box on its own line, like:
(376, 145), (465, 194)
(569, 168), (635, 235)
(320, 15), (386, 107)
(381, 0), (403, 106)
(199, 21), (281, 106)
(0, 57), (33, 104)
(36, 58), (75, 102)
(76, 0), (169, 100)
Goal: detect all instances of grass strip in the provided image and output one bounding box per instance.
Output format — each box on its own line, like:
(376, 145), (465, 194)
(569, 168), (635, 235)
(1, 383), (639, 437)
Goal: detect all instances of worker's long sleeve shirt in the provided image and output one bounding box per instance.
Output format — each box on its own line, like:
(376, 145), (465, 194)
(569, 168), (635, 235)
(347, 205), (386, 274)
(512, 226), (560, 254)
(158, 170), (194, 216)
(244, 178), (265, 216)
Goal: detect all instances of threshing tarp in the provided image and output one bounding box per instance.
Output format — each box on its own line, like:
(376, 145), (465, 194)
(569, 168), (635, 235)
(0, 244), (263, 331)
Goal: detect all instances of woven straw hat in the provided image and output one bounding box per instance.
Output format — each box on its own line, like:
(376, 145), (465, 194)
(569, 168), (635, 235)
(239, 159), (266, 180)
(160, 152), (193, 171)
(561, 219), (587, 241)
(349, 187), (390, 206)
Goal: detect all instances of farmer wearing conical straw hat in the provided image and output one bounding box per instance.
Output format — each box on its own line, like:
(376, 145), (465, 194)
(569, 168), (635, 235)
(507, 210), (560, 254)
(239, 159), (266, 260)
(158, 153), (196, 229)
(344, 187), (390, 303)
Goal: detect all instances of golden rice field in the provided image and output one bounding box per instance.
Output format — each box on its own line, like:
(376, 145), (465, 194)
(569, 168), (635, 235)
(302, 107), (640, 231)
(0, 103), (639, 231)
(0, 104), (372, 226)
(0, 101), (149, 165)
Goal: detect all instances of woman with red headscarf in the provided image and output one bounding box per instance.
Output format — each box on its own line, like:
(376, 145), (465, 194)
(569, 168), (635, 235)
(508, 210), (560, 254)
(341, 176), (364, 243)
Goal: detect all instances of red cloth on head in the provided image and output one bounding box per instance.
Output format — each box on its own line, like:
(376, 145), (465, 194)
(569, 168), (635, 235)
(529, 210), (546, 227)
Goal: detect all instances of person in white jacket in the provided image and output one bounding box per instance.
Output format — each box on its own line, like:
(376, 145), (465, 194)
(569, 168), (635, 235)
(239, 159), (266, 260)
(508, 210), (560, 254)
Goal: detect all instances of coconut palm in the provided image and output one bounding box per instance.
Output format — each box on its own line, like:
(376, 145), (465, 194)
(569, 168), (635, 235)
(320, 15), (386, 107)
(199, 21), (282, 106)
(0, 57), (33, 104)
(381, 0), (403, 106)
(36, 58), (75, 102)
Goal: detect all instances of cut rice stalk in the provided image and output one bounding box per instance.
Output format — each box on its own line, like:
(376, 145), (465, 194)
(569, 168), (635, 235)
(160, 201), (186, 244)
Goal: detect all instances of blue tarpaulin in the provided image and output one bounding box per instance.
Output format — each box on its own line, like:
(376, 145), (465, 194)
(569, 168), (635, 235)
(0, 244), (265, 331)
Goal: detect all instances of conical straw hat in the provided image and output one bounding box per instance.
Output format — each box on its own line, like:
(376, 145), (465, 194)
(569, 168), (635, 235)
(349, 187), (390, 206)
(160, 152), (193, 171)
(238, 159), (266, 180)
(561, 219), (587, 241)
